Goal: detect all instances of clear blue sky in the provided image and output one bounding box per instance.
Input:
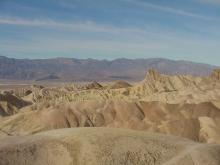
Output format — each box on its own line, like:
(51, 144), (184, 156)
(0, 0), (220, 65)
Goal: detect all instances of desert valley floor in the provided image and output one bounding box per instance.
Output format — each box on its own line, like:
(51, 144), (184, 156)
(1, 69), (220, 165)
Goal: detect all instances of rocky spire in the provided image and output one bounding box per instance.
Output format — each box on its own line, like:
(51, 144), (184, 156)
(210, 69), (220, 80)
(145, 69), (161, 81)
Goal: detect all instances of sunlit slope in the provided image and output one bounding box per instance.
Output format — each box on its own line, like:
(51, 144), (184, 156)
(0, 128), (220, 165)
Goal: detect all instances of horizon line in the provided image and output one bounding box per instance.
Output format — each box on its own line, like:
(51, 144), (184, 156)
(0, 55), (218, 67)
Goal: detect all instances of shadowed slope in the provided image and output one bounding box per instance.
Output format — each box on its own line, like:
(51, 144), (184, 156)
(1, 100), (220, 144)
(0, 92), (31, 117)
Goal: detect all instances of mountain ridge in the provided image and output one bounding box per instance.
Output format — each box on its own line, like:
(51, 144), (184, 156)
(0, 56), (218, 81)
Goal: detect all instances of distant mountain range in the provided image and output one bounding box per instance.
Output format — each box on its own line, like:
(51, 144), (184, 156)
(0, 56), (218, 81)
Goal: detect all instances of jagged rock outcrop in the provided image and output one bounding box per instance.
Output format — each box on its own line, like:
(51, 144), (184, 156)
(140, 69), (203, 93)
(84, 81), (103, 89)
(210, 69), (220, 80)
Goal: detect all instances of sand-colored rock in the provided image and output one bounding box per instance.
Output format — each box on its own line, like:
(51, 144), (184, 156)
(1, 100), (220, 144)
(210, 69), (220, 80)
(10, 69), (220, 104)
(1, 69), (220, 144)
(0, 127), (220, 165)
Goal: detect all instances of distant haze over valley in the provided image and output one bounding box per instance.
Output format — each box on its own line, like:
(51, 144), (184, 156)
(0, 56), (218, 81)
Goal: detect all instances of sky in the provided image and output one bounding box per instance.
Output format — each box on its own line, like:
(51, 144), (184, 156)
(0, 0), (220, 65)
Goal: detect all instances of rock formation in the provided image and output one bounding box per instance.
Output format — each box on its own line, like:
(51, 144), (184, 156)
(1, 69), (220, 164)
(210, 69), (220, 80)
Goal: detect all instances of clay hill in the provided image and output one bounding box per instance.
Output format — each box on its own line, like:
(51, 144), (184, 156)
(0, 55), (218, 81)
(0, 128), (220, 165)
(1, 69), (220, 164)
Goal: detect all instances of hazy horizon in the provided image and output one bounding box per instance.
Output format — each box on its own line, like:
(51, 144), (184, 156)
(1, 54), (220, 67)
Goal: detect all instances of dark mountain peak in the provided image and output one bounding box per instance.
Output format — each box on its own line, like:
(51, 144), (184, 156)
(0, 55), (8, 59)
